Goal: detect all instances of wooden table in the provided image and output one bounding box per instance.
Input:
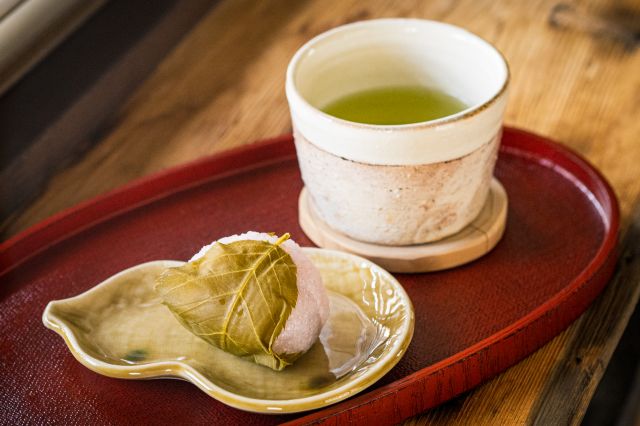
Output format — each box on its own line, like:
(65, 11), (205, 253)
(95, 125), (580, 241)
(4, 0), (640, 424)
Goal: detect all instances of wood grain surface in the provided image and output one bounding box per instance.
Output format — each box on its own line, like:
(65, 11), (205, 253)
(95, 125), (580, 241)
(3, 0), (640, 424)
(0, 0), (216, 223)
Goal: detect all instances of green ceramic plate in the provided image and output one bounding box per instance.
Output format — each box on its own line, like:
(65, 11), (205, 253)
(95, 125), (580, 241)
(42, 248), (414, 414)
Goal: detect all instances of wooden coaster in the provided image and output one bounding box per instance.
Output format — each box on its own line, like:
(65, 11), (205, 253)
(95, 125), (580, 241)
(299, 179), (508, 273)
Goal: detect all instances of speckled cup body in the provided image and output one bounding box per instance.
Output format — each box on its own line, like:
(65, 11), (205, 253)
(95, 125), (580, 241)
(286, 19), (509, 245)
(295, 130), (500, 245)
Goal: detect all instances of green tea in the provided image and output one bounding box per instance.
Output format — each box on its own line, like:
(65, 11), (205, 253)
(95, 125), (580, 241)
(321, 85), (467, 125)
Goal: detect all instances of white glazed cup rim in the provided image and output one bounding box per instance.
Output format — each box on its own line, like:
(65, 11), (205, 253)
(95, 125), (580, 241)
(286, 18), (510, 166)
(286, 18), (510, 131)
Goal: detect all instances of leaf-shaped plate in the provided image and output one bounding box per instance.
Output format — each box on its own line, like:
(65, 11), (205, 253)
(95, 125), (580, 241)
(42, 248), (414, 414)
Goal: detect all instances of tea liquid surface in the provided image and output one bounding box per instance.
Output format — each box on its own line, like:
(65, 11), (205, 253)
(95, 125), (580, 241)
(322, 85), (467, 125)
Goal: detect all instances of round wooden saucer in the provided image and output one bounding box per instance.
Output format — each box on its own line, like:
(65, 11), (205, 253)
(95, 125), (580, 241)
(299, 178), (508, 273)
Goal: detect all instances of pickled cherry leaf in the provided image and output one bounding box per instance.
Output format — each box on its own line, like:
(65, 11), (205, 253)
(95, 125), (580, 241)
(155, 234), (298, 370)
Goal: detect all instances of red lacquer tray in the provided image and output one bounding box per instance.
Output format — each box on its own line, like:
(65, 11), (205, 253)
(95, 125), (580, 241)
(0, 128), (618, 425)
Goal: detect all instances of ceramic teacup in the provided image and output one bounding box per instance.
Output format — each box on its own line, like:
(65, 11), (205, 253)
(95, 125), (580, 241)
(286, 19), (509, 246)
